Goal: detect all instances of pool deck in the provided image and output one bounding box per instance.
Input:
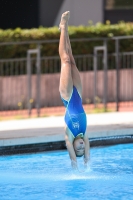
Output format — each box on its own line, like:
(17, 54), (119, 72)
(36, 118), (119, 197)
(0, 112), (133, 148)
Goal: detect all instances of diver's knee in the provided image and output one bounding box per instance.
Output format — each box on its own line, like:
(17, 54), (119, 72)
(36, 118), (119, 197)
(61, 54), (71, 65)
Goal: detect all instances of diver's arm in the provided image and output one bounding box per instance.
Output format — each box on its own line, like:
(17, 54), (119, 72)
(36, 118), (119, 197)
(65, 132), (77, 169)
(83, 132), (90, 165)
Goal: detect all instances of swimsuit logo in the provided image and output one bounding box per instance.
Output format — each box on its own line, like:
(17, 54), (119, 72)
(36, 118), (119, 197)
(72, 122), (79, 129)
(71, 115), (79, 129)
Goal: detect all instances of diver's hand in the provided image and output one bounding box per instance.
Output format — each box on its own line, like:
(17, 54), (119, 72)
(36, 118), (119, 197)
(84, 157), (90, 168)
(84, 162), (88, 169)
(71, 160), (78, 170)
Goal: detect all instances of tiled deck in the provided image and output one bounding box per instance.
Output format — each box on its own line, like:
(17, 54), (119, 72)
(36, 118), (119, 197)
(0, 112), (133, 148)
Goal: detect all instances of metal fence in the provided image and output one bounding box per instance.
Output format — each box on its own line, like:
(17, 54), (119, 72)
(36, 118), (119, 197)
(0, 36), (133, 119)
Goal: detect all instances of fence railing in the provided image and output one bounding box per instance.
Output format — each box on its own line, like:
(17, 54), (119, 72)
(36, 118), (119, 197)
(0, 36), (133, 119)
(1, 52), (133, 75)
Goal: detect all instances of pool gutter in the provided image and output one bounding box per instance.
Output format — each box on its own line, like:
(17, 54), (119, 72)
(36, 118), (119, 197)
(0, 135), (133, 156)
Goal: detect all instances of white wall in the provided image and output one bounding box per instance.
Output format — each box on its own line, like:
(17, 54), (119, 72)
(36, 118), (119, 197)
(54, 0), (103, 26)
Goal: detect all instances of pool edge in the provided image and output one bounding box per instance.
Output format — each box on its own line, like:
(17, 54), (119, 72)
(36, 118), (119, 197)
(0, 134), (133, 156)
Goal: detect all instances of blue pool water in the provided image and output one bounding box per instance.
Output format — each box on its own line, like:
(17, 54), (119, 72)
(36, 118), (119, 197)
(0, 143), (133, 200)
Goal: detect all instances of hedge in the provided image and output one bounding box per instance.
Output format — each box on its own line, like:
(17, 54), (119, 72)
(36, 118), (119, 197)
(0, 21), (133, 59)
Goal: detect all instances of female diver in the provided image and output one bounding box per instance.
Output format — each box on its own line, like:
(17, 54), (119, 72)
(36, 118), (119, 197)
(59, 11), (90, 169)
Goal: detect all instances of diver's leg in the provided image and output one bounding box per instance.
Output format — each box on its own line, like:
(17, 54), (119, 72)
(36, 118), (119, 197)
(66, 27), (82, 97)
(59, 11), (73, 101)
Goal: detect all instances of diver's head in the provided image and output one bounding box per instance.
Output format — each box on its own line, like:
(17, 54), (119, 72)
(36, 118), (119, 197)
(73, 137), (85, 157)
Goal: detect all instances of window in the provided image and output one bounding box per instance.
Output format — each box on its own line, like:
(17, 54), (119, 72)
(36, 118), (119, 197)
(105, 0), (133, 10)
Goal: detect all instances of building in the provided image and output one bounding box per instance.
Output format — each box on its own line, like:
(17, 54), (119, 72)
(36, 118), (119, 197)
(0, 0), (133, 29)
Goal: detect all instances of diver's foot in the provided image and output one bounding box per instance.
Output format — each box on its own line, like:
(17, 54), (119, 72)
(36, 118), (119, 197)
(59, 11), (70, 31)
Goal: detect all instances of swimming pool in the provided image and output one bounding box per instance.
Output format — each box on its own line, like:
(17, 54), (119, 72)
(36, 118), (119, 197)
(0, 143), (133, 200)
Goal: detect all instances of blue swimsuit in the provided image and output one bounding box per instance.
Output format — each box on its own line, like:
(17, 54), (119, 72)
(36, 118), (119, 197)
(61, 86), (87, 138)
